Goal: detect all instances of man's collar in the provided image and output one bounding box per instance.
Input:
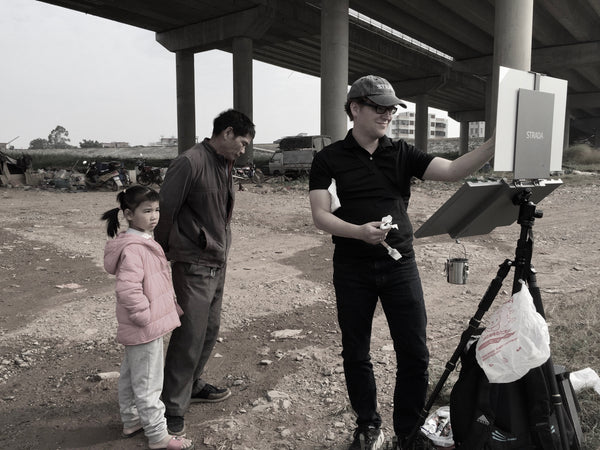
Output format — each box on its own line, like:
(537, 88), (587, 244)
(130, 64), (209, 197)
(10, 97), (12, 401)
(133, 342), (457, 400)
(201, 138), (228, 163)
(343, 129), (393, 150)
(202, 137), (216, 153)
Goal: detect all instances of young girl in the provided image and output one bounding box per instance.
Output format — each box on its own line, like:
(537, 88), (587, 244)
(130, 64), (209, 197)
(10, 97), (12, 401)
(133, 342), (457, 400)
(102, 186), (194, 450)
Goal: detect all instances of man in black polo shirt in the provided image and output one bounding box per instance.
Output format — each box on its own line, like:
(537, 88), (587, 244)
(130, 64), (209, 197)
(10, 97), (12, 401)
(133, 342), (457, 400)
(309, 75), (495, 450)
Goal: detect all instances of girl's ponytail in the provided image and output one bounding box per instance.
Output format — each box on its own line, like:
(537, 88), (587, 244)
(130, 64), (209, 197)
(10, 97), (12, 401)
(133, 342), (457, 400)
(101, 207), (121, 237)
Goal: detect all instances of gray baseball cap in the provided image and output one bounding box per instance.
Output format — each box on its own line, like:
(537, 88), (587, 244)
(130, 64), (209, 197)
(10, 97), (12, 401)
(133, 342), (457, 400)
(347, 75), (407, 108)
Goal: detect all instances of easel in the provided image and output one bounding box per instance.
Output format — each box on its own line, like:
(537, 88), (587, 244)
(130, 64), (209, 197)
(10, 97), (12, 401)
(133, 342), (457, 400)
(405, 183), (579, 449)
(401, 66), (575, 449)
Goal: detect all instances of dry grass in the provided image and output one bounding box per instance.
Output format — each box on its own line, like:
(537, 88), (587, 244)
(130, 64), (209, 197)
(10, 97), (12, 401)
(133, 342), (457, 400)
(564, 144), (600, 164)
(4, 145), (275, 171)
(563, 144), (600, 173)
(4, 146), (177, 171)
(548, 285), (600, 448)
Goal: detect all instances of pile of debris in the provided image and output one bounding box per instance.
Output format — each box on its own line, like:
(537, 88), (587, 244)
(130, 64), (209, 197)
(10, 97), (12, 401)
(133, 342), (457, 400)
(36, 168), (87, 190)
(0, 150), (89, 190)
(0, 151), (33, 187)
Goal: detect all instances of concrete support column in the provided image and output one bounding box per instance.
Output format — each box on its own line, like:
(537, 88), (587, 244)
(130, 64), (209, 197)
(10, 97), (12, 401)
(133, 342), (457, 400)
(563, 110), (571, 151)
(321, 0), (349, 142)
(233, 36), (254, 165)
(484, 78), (493, 139)
(459, 121), (469, 155)
(415, 94), (429, 152)
(489, 0), (534, 135)
(176, 50), (196, 154)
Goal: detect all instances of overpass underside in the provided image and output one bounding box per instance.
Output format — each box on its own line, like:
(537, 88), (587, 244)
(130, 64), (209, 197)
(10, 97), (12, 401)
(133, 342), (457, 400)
(38, 0), (600, 157)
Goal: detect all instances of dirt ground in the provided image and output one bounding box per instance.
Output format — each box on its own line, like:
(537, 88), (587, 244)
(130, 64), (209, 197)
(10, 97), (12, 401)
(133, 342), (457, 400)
(0, 175), (599, 449)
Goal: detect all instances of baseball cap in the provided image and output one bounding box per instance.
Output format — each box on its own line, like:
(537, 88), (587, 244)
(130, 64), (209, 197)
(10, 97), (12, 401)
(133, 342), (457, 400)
(347, 75), (407, 108)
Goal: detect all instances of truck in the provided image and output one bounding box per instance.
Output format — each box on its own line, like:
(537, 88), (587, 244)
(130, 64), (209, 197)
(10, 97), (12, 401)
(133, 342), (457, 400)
(268, 135), (331, 176)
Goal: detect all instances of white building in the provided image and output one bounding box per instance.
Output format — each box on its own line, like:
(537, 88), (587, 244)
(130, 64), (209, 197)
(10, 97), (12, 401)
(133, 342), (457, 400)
(160, 136), (178, 146)
(469, 121), (486, 138)
(389, 112), (448, 139)
(101, 141), (130, 148)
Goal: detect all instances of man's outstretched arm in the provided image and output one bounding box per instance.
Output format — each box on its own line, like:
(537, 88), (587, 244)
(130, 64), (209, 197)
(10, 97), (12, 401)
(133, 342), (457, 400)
(423, 134), (495, 182)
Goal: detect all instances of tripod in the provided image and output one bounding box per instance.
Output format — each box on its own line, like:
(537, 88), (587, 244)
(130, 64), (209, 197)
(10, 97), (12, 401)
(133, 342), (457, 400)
(405, 187), (572, 449)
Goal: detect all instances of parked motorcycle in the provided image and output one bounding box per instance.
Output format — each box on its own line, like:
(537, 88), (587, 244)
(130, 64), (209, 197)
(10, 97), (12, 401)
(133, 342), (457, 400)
(233, 163), (264, 184)
(84, 160), (128, 191)
(135, 159), (163, 186)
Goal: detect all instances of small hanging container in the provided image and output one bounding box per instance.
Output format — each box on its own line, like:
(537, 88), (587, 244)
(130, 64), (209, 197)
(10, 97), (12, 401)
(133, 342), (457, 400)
(445, 240), (469, 284)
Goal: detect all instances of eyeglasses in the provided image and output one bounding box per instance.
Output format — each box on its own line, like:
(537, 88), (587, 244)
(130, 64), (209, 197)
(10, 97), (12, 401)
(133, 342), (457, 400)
(357, 99), (398, 115)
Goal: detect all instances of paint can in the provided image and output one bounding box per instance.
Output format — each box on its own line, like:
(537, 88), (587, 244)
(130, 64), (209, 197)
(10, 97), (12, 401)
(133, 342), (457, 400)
(445, 241), (469, 284)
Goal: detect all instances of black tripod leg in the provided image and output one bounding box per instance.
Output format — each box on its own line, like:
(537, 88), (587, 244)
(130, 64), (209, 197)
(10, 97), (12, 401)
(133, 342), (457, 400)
(403, 259), (513, 449)
(512, 191), (571, 450)
(511, 193), (570, 449)
(528, 270), (571, 450)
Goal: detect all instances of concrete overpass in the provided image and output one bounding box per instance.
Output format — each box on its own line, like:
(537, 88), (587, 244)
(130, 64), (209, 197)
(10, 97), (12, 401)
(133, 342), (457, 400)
(37, 0), (600, 160)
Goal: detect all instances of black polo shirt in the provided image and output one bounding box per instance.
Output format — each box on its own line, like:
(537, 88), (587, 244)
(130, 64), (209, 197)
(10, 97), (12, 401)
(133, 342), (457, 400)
(309, 130), (434, 261)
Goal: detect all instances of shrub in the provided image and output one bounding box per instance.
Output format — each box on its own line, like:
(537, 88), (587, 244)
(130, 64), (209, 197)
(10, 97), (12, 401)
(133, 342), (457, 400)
(563, 144), (600, 165)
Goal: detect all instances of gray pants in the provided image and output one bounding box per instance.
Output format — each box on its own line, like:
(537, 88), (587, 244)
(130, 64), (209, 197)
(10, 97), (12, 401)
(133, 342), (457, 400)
(119, 337), (169, 445)
(162, 262), (226, 416)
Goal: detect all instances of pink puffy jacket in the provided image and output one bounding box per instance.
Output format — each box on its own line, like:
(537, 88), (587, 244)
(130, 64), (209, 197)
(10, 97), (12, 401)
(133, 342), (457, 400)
(104, 232), (182, 345)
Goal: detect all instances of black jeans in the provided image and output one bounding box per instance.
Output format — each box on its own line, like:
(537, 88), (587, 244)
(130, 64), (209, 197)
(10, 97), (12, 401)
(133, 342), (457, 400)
(333, 255), (429, 437)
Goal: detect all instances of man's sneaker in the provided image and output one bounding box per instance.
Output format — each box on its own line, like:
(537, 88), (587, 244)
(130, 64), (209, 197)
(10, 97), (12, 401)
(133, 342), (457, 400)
(165, 415), (186, 436)
(385, 436), (404, 450)
(349, 426), (385, 450)
(190, 383), (231, 403)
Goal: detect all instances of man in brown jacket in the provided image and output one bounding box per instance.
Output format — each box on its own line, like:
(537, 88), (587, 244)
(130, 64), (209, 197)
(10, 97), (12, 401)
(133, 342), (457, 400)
(155, 109), (255, 435)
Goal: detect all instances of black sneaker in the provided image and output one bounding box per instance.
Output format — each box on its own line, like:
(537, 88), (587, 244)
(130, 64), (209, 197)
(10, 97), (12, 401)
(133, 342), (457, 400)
(385, 436), (403, 450)
(349, 426), (385, 450)
(389, 435), (418, 450)
(166, 415), (186, 436)
(190, 383), (231, 403)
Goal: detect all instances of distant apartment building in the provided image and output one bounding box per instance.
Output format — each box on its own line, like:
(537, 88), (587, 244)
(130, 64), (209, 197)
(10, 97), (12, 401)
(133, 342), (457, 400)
(160, 136), (178, 146)
(102, 141), (130, 148)
(148, 136), (182, 147)
(389, 112), (448, 139)
(469, 121), (486, 138)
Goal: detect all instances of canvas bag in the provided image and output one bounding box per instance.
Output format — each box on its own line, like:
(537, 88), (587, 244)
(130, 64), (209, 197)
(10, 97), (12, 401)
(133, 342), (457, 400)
(476, 280), (551, 383)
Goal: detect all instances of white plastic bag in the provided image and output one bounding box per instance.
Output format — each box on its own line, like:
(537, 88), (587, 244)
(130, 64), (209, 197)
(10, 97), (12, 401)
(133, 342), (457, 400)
(475, 280), (550, 383)
(570, 367), (600, 395)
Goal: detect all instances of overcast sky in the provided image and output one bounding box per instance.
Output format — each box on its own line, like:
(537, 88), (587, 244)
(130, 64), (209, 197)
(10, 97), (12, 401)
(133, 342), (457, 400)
(1, 0), (458, 149)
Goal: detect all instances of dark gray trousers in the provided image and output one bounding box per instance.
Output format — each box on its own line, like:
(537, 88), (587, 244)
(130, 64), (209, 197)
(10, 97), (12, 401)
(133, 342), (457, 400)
(162, 262), (226, 416)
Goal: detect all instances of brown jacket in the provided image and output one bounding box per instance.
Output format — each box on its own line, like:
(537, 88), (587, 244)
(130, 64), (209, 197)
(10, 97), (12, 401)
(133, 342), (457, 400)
(154, 139), (234, 266)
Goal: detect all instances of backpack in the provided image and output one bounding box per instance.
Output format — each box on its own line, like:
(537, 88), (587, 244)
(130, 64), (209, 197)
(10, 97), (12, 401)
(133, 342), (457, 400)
(449, 328), (579, 450)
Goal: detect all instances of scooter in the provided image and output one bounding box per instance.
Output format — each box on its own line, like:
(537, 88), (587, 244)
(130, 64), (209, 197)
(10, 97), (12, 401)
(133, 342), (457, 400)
(84, 160), (125, 191)
(136, 159), (163, 186)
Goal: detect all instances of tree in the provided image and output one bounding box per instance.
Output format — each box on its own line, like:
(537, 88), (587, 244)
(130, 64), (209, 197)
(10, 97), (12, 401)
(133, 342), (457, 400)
(48, 125), (71, 149)
(80, 139), (101, 148)
(29, 138), (49, 149)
